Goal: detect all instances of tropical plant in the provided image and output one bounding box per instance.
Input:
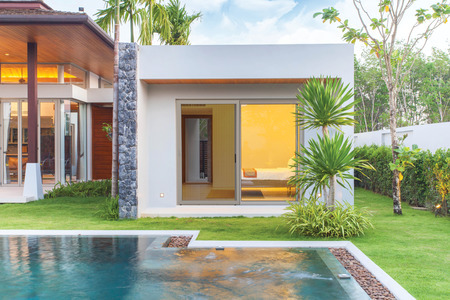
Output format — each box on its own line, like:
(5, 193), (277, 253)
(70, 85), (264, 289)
(96, 195), (119, 220)
(291, 77), (373, 209)
(284, 197), (373, 238)
(159, 0), (201, 45)
(112, 0), (120, 199)
(45, 180), (112, 198)
(102, 123), (113, 141)
(314, 0), (450, 215)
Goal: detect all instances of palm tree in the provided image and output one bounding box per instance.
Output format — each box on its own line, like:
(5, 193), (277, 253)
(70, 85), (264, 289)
(95, 0), (171, 45)
(139, 0), (171, 45)
(158, 0), (201, 45)
(96, 0), (141, 43)
(289, 77), (373, 209)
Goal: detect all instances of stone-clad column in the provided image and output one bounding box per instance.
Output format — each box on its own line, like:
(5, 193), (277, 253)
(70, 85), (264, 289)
(118, 43), (138, 219)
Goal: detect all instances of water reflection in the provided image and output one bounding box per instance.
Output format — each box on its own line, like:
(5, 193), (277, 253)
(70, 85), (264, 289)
(0, 237), (353, 299)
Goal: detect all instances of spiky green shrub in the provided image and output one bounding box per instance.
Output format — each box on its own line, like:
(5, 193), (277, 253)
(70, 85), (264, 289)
(45, 180), (111, 198)
(284, 198), (373, 238)
(96, 196), (119, 220)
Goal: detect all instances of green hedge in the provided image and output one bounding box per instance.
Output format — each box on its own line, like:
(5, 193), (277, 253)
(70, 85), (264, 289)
(355, 145), (450, 207)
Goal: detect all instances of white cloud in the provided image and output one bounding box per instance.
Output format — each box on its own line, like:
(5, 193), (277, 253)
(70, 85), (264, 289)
(180, 0), (228, 13)
(233, 0), (296, 15)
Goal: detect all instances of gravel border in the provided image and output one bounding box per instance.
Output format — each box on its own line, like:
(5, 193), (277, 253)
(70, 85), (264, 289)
(166, 235), (192, 247)
(330, 248), (395, 300)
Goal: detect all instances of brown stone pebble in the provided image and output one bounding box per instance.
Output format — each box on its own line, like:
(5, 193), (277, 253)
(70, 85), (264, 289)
(166, 236), (192, 248)
(329, 248), (396, 300)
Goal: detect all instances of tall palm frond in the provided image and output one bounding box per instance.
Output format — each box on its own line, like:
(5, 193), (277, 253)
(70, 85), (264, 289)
(95, 0), (141, 42)
(139, 0), (171, 45)
(295, 77), (358, 135)
(159, 0), (202, 45)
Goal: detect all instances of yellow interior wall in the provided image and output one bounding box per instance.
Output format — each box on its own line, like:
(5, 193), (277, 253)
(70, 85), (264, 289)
(241, 104), (296, 169)
(211, 105), (235, 190)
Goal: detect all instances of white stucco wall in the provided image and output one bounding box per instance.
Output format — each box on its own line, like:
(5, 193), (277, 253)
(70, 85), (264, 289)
(136, 44), (354, 214)
(354, 122), (450, 152)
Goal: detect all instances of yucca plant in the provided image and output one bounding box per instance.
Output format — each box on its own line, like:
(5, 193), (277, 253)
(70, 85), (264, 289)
(291, 76), (373, 209)
(289, 133), (373, 208)
(295, 77), (356, 136)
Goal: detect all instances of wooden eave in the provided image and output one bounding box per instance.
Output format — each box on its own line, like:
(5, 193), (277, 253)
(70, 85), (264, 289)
(0, 14), (114, 81)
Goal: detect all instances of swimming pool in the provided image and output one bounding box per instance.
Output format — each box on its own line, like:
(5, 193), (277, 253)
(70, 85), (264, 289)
(0, 235), (369, 299)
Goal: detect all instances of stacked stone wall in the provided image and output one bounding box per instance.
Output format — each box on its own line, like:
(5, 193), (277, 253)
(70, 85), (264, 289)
(118, 43), (138, 219)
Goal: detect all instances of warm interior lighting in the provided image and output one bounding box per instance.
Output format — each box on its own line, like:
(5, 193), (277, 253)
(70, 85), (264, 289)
(1, 65), (79, 83)
(5, 53), (10, 56)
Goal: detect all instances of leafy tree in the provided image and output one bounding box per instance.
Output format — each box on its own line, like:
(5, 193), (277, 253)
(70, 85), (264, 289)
(315, 0), (450, 214)
(421, 48), (450, 123)
(354, 51), (389, 132)
(290, 77), (373, 209)
(159, 0), (201, 45)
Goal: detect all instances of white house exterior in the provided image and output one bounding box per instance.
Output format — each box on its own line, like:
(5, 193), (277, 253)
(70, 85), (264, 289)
(117, 44), (355, 218)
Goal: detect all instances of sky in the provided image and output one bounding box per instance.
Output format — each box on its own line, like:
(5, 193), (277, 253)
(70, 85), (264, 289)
(44, 0), (449, 55)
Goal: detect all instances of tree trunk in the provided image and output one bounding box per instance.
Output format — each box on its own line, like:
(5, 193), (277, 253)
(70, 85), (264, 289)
(328, 174), (336, 210)
(111, 1), (120, 198)
(389, 88), (402, 215)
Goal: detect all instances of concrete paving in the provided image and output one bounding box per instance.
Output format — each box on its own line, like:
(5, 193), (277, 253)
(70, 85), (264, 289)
(140, 205), (289, 218)
(0, 186), (53, 203)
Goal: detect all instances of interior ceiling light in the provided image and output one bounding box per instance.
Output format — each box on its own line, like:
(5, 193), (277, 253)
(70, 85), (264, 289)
(5, 53), (10, 56)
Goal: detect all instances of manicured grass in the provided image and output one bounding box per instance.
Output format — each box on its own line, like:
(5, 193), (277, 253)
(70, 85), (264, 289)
(0, 188), (448, 299)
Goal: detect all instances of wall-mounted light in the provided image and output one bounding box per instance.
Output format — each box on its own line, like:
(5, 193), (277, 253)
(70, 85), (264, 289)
(5, 53), (10, 56)
(160, 193), (165, 198)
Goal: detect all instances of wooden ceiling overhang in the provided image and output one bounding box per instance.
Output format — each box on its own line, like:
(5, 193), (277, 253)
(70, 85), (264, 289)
(142, 78), (308, 84)
(0, 14), (114, 81)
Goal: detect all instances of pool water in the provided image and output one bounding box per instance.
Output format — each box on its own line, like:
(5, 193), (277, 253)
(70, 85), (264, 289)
(0, 236), (368, 299)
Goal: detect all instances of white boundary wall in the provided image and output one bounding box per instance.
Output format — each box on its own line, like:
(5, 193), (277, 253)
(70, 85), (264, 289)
(354, 122), (450, 152)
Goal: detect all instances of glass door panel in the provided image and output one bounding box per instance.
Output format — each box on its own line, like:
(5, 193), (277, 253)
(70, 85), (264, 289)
(2, 102), (19, 185)
(240, 104), (296, 202)
(40, 102), (56, 184)
(21, 101), (28, 183)
(181, 104), (236, 203)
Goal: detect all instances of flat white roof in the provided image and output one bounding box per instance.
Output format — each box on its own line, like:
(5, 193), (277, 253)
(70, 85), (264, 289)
(138, 44), (354, 83)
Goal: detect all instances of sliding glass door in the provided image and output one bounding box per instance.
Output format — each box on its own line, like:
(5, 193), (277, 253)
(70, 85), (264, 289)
(181, 104), (236, 204)
(240, 104), (297, 202)
(1, 101), (19, 185)
(178, 101), (298, 205)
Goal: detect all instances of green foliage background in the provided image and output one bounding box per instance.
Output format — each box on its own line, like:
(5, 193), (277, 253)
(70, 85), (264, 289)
(355, 145), (450, 207)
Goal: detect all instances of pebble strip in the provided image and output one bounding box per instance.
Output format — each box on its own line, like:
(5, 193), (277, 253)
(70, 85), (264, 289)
(166, 236), (192, 248)
(330, 248), (396, 300)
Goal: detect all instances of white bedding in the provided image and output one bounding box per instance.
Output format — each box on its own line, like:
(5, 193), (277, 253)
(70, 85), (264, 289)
(241, 168), (293, 181)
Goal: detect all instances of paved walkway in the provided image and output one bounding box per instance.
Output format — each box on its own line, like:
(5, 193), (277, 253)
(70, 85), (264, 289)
(0, 186), (53, 203)
(140, 205), (289, 218)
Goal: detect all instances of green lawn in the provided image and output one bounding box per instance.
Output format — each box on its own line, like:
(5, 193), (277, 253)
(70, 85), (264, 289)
(0, 188), (448, 299)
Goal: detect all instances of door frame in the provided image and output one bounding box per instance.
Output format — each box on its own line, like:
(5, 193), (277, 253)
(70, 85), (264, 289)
(176, 99), (300, 205)
(177, 100), (240, 205)
(181, 114), (213, 184)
